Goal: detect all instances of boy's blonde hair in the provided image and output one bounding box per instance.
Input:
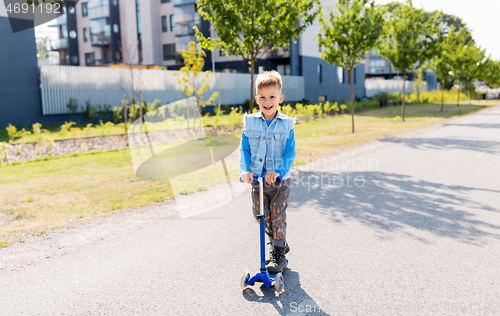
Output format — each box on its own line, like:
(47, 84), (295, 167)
(256, 70), (283, 92)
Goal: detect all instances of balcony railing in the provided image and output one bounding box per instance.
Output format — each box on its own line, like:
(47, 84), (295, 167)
(48, 14), (67, 27)
(90, 27), (111, 46)
(172, 0), (196, 6)
(175, 21), (200, 37)
(49, 38), (68, 51)
(266, 47), (290, 59)
(89, 5), (110, 20)
(369, 66), (392, 74)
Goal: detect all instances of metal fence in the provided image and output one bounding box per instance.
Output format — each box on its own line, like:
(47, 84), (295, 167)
(365, 79), (415, 98)
(39, 65), (305, 115)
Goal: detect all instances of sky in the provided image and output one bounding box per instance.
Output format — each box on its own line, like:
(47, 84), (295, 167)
(34, 0), (500, 60)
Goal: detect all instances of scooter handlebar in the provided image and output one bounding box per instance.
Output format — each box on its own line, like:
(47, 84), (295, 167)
(239, 174), (282, 184)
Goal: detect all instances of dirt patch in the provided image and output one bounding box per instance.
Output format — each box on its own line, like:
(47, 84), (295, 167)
(0, 198), (179, 276)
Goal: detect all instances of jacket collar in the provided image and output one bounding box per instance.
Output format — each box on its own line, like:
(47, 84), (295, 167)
(254, 109), (286, 121)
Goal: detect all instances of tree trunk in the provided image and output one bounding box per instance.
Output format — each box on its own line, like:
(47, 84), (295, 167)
(124, 96), (128, 146)
(469, 87), (472, 105)
(402, 70), (406, 121)
(440, 82), (445, 112)
(349, 67), (355, 133)
(457, 79), (460, 107)
(249, 60), (255, 113)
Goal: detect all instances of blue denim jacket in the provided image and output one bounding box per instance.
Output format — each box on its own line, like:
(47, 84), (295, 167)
(239, 110), (296, 180)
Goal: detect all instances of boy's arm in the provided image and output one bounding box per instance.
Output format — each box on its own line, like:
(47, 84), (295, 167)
(275, 128), (296, 177)
(239, 128), (252, 174)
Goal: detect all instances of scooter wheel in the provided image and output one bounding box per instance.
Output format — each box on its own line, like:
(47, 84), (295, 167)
(241, 270), (251, 290)
(275, 272), (285, 294)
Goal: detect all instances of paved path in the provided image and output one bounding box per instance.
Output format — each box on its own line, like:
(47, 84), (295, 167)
(1, 105), (500, 315)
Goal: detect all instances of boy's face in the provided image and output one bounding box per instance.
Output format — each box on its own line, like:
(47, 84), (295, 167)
(255, 85), (284, 120)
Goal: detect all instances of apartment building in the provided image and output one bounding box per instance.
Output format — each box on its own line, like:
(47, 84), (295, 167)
(364, 50), (439, 90)
(48, 0), (365, 103)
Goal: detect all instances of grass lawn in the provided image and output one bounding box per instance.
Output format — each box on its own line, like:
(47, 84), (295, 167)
(0, 101), (497, 247)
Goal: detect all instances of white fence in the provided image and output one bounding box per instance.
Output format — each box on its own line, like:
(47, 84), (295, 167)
(365, 78), (416, 98)
(39, 65), (305, 115)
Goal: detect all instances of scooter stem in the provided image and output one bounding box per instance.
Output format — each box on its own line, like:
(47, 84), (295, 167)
(259, 177), (266, 270)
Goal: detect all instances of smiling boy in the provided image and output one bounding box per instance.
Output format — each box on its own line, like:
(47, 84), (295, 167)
(239, 70), (296, 272)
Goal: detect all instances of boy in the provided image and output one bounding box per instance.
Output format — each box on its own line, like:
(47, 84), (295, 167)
(239, 70), (296, 273)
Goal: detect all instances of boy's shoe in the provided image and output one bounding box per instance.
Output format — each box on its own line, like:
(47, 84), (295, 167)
(266, 245), (287, 273)
(266, 242), (290, 265)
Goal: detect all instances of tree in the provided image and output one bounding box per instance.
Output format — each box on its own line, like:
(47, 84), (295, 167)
(36, 37), (49, 60)
(378, 0), (440, 121)
(174, 41), (220, 128)
(482, 59), (500, 89)
(448, 29), (485, 107)
(195, 0), (321, 112)
(316, 0), (383, 133)
(412, 67), (427, 102)
(433, 26), (458, 112)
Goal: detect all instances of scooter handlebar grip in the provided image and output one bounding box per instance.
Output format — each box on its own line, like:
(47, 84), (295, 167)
(239, 175), (283, 183)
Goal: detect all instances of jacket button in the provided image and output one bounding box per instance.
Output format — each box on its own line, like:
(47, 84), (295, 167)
(262, 137), (265, 139)
(259, 159), (262, 162)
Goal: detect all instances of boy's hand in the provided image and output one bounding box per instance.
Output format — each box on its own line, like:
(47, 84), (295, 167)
(241, 172), (254, 184)
(266, 171), (280, 184)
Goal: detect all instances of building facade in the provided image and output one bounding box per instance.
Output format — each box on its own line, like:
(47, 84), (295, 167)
(364, 50), (439, 91)
(48, 0), (365, 103)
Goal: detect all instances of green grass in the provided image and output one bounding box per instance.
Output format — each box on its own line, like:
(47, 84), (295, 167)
(0, 101), (497, 247)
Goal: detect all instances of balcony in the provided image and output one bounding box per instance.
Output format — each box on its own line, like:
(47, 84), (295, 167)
(49, 38), (68, 51)
(266, 47), (290, 59)
(369, 66), (392, 74)
(175, 21), (200, 37)
(48, 14), (67, 27)
(89, 4), (109, 20)
(172, 0), (196, 6)
(90, 27), (111, 46)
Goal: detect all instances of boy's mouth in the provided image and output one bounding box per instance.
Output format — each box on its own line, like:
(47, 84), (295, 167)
(263, 105), (273, 110)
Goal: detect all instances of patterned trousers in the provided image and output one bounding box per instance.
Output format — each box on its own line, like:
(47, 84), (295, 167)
(251, 178), (291, 248)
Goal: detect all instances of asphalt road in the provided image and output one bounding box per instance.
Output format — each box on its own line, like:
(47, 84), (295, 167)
(1, 104), (500, 316)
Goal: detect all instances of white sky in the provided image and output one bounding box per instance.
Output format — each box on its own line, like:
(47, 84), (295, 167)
(374, 0), (500, 60)
(34, 0), (500, 60)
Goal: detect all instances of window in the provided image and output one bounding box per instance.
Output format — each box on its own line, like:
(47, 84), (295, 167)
(219, 50), (226, 57)
(163, 44), (175, 60)
(370, 59), (386, 74)
(161, 16), (167, 32)
(83, 28), (88, 42)
(258, 66), (264, 74)
(81, 2), (88, 17)
(161, 0), (170, 3)
(338, 66), (344, 84)
(169, 14), (175, 32)
(85, 52), (95, 66)
(318, 64), (322, 83)
(277, 64), (291, 76)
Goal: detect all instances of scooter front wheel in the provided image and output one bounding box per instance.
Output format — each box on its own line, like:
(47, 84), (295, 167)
(275, 272), (285, 294)
(241, 270), (251, 290)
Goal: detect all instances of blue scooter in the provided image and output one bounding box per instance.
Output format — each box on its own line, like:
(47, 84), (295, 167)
(239, 174), (287, 295)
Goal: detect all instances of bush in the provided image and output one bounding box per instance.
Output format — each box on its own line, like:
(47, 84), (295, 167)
(67, 98), (79, 114)
(83, 99), (98, 122)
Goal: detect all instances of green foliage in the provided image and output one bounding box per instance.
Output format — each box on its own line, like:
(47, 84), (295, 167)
(83, 99), (98, 122)
(195, 0), (320, 111)
(60, 121), (76, 133)
(36, 37), (49, 60)
(0, 142), (10, 163)
(317, 0), (384, 132)
(174, 41), (219, 110)
(482, 59), (500, 88)
(6, 124), (17, 143)
(412, 68), (427, 101)
(67, 98), (79, 114)
(378, 0), (440, 119)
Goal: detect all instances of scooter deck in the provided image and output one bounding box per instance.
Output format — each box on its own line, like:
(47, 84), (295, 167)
(249, 259), (288, 287)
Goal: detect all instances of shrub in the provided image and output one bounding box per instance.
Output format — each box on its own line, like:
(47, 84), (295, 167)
(67, 98), (79, 114)
(60, 121), (76, 133)
(83, 99), (98, 122)
(6, 124), (17, 143)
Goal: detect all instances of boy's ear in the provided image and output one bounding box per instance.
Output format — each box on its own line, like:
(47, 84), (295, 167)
(280, 94), (284, 103)
(255, 95), (259, 105)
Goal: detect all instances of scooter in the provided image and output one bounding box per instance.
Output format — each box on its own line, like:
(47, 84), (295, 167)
(239, 174), (287, 295)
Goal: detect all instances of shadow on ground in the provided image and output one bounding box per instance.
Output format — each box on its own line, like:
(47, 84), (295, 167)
(288, 170), (500, 245)
(379, 137), (500, 155)
(243, 269), (331, 315)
